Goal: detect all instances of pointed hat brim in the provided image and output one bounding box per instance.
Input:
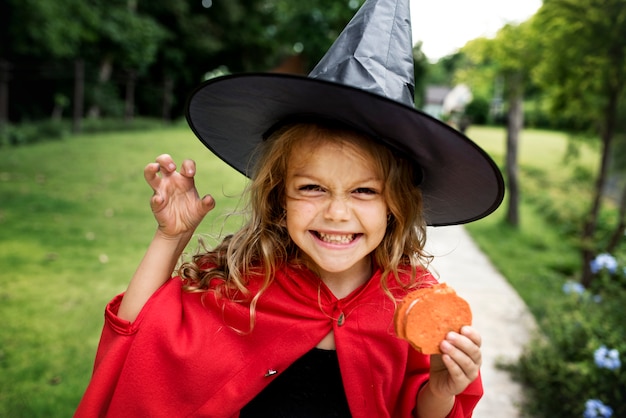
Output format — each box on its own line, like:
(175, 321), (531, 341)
(186, 72), (504, 226)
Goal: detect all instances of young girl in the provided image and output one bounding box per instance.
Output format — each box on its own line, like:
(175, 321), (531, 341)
(76, 0), (504, 415)
(75, 120), (484, 417)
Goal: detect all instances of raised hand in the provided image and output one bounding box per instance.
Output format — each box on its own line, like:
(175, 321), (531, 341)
(117, 155), (216, 322)
(144, 154), (215, 239)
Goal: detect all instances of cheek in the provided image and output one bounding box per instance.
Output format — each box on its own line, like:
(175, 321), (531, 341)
(285, 199), (316, 230)
(360, 203), (388, 237)
(367, 203), (389, 237)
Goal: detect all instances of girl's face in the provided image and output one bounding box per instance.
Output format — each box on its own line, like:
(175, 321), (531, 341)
(284, 137), (388, 292)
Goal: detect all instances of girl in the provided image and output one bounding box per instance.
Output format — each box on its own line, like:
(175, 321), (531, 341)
(75, 120), (484, 417)
(77, 0), (504, 415)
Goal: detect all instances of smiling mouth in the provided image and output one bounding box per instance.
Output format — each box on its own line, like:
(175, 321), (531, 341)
(314, 231), (357, 244)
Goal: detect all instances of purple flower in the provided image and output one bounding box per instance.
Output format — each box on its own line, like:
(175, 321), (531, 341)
(583, 399), (613, 418)
(590, 253), (618, 274)
(563, 281), (585, 295)
(594, 345), (621, 370)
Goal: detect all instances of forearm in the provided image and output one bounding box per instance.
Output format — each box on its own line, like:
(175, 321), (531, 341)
(117, 229), (193, 322)
(415, 381), (455, 418)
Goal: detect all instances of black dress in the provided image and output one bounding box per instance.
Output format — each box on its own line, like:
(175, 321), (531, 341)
(240, 348), (352, 418)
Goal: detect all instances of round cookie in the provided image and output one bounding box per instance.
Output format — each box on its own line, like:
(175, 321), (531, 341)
(395, 283), (472, 354)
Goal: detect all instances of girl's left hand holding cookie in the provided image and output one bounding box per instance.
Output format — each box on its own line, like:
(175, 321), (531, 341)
(415, 326), (482, 417)
(430, 325), (482, 398)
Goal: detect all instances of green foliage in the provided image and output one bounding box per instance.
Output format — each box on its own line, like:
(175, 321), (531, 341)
(0, 120), (69, 146)
(522, 164), (594, 237)
(533, 0), (626, 132)
(466, 126), (626, 417)
(2, 0), (366, 122)
(86, 82), (125, 118)
(78, 117), (179, 134)
(6, 0), (96, 58)
(464, 97), (490, 125)
(268, 0), (364, 66)
(426, 51), (468, 86)
(99, 8), (167, 72)
(0, 118), (175, 148)
(509, 279), (626, 418)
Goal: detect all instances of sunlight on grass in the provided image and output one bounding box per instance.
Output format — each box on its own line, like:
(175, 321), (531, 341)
(467, 125), (599, 181)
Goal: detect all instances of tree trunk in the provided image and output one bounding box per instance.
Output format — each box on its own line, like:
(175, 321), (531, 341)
(124, 69), (136, 122)
(0, 59), (10, 125)
(505, 74), (523, 227)
(161, 75), (173, 122)
(606, 182), (626, 254)
(87, 57), (113, 118)
(72, 59), (84, 133)
(580, 91), (618, 287)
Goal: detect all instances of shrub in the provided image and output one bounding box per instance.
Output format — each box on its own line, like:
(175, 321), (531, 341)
(464, 97), (490, 125)
(508, 259), (626, 418)
(0, 117), (175, 147)
(0, 120), (68, 146)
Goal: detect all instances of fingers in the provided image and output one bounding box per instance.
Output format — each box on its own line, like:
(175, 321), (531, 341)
(144, 155), (198, 187)
(155, 154), (176, 173)
(144, 154), (213, 209)
(201, 194), (216, 212)
(459, 325), (482, 349)
(179, 159), (197, 178)
(144, 154), (175, 190)
(439, 326), (482, 388)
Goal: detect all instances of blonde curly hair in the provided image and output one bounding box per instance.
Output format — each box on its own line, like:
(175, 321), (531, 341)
(179, 120), (431, 323)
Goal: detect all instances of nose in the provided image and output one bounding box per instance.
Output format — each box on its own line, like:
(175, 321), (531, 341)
(324, 195), (350, 221)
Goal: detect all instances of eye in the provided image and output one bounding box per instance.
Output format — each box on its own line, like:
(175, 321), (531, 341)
(353, 187), (378, 195)
(298, 184), (325, 192)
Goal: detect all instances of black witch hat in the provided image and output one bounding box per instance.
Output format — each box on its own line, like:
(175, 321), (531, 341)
(186, 0), (504, 226)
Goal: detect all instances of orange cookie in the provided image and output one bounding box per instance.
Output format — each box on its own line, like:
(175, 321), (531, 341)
(395, 283), (472, 354)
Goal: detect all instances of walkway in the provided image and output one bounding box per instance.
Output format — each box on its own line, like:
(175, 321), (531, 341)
(425, 225), (537, 418)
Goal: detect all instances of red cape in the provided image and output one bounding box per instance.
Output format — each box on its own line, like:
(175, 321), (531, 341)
(75, 265), (482, 417)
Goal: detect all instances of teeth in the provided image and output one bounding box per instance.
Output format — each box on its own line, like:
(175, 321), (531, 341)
(318, 232), (355, 244)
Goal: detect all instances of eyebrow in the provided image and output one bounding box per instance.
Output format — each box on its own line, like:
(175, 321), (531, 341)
(290, 173), (382, 183)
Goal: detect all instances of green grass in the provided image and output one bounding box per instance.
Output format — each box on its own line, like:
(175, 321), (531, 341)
(465, 125), (598, 176)
(462, 125), (600, 318)
(0, 124), (246, 417)
(0, 123), (608, 416)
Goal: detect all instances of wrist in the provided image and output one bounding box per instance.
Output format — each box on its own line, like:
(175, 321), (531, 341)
(154, 227), (194, 244)
(152, 228), (195, 260)
(421, 381), (453, 401)
(416, 382), (455, 418)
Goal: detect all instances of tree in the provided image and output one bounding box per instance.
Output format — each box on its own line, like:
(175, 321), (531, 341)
(532, 0), (626, 287)
(456, 22), (540, 228)
(1, 0), (365, 125)
(491, 21), (540, 227)
(412, 41), (428, 108)
(83, 0), (166, 119)
(3, 0), (98, 129)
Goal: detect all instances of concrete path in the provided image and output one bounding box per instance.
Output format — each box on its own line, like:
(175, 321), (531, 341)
(425, 225), (537, 418)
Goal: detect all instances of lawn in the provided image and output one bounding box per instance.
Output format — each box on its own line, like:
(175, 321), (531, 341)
(0, 123), (246, 417)
(0, 123), (606, 416)
(462, 126), (600, 318)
